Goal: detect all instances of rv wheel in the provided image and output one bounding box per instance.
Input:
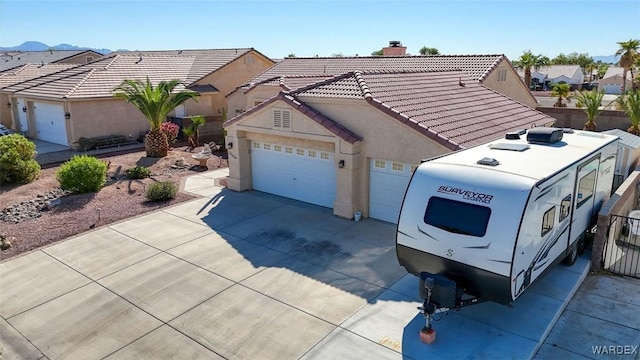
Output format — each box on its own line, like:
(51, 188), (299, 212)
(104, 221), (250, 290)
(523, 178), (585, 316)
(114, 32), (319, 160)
(562, 241), (578, 266)
(577, 237), (586, 256)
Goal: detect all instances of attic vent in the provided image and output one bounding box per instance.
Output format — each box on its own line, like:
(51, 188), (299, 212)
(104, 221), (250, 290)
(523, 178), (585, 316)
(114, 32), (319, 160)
(505, 129), (526, 140)
(477, 157), (499, 166)
(527, 127), (563, 144)
(273, 109), (291, 129)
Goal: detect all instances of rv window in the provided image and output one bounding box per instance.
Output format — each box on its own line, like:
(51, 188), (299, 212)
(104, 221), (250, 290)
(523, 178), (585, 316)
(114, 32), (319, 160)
(560, 195), (571, 221)
(424, 197), (491, 237)
(541, 207), (556, 236)
(577, 170), (596, 208)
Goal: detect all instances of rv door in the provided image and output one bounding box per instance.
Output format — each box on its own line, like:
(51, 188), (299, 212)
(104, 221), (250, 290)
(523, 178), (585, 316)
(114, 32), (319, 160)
(572, 156), (600, 242)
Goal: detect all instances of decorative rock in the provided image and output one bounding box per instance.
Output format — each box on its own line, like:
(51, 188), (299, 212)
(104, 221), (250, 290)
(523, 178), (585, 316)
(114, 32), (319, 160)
(0, 188), (70, 223)
(0, 234), (11, 250)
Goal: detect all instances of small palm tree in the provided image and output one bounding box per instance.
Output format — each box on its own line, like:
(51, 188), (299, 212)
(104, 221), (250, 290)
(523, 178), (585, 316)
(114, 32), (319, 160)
(114, 77), (199, 158)
(551, 83), (571, 108)
(618, 90), (640, 135)
(615, 39), (640, 93)
(570, 89), (605, 131)
(183, 115), (206, 151)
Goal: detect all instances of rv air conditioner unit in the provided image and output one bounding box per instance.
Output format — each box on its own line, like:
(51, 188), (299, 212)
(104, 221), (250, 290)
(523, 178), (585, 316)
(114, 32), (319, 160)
(526, 127), (563, 143)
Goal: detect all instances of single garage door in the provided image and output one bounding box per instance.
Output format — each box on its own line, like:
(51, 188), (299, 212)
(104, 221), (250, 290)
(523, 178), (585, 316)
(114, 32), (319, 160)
(251, 141), (336, 208)
(602, 83), (622, 95)
(369, 159), (414, 223)
(33, 102), (68, 145)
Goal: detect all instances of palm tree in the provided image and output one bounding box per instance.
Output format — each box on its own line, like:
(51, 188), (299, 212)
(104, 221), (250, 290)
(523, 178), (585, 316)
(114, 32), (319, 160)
(114, 77), (199, 158)
(551, 83), (571, 108)
(570, 89), (605, 131)
(615, 39), (640, 93)
(513, 50), (549, 90)
(618, 90), (640, 135)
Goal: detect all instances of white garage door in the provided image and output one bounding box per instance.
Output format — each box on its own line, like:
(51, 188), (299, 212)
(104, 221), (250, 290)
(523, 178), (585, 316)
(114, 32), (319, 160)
(251, 141), (336, 208)
(602, 84), (622, 95)
(33, 102), (68, 145)
(369, 159), (414, 223)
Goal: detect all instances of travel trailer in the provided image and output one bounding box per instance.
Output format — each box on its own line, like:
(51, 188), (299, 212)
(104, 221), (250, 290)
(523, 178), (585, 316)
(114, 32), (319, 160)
(396, 128), (618, 324)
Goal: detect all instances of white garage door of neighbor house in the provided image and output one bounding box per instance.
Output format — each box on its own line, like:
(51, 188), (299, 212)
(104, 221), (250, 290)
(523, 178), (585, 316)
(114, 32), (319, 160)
(602, 84), (622, 95)
(369, 159), (414, 223)
(251, 141), (336, 208)
(33, 102), (68, 145)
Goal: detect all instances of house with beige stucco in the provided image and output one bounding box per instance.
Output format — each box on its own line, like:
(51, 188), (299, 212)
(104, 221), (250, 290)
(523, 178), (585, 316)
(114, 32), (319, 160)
(598, 66), (635, 94)
(223, 69), (556, 224)
(0, 48), (274, 147)
(0, 63), (78, 129)
(226, 53), (537, 117)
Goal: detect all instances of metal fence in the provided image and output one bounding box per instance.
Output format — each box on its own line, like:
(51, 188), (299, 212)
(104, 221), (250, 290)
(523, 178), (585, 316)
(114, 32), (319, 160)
(603, 214), (640, 278)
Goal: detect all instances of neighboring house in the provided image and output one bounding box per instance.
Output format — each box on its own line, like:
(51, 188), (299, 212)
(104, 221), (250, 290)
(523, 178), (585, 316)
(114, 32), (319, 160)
(598, 67), (634, 94)
(0, 50), (103, 71)
(0, 63), (77, 129)
(227, 54), (538, 115)
(223, 69), (555, 223)
(518, 65), (584, 90)
(0, 48), (274, 147)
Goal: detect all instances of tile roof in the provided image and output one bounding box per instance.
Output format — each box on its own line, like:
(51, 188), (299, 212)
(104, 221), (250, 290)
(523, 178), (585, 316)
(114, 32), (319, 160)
(602, 66), (625, 79)
(223, 92), (362, 144)
(0, 50), (102, 71)
(288, 70), (555, 149)
(517, 65), (582, 79)
(1, 55), (196, 99)
(226, 74), (335, 97)
(110, 48), (272, 84)
(248, 55), (506, 85)
(0, 63), (77, 88)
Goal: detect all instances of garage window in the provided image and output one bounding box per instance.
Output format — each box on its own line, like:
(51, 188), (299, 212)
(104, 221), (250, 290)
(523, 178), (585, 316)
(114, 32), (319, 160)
(374, 160), (386, 169)
(253, 142), (261, 149)
(274, 145), (282, 152)
(285, 146), (293, 154)
(320, 152), (329, 160)
(308, 150), (317, 158)
(392, 162), (404, 172)
(296, 148), (305, 156)
(264, 144), (271, 150)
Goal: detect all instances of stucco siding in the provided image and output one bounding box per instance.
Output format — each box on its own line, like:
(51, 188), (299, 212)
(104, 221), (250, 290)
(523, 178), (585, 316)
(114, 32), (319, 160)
(482, 61), (537, 107)
(68, 99), (149, 144)
(0, 93), (11, 128)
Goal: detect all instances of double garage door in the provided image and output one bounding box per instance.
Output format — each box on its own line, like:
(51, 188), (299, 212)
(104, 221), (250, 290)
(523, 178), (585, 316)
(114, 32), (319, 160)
(33, 102), (68, 145)
(251, 141), (336, 208)
(369, 159), (414, 223)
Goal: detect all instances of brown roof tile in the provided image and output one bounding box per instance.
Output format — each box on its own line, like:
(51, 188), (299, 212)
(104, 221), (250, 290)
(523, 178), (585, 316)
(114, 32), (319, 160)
(0, 63), (77, 89)
(290, 70), (554, 149)
(248, 55), (506, 87)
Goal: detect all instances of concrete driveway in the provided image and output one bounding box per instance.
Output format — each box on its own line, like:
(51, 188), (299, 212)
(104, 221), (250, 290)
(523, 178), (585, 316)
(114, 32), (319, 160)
(0, 169), (630, 359)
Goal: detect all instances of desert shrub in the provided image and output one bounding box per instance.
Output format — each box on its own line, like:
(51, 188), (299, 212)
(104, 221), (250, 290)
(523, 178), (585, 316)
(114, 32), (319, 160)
(125, 165), (151, 179)
(146, 181), (177, 201)
(0, 134), (40, 185)
(161, 122), (179, 144)
(57, 155), (108, 193)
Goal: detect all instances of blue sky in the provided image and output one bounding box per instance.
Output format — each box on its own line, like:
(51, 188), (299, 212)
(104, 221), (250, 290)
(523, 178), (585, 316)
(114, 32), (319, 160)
(1, 0), (638, 61)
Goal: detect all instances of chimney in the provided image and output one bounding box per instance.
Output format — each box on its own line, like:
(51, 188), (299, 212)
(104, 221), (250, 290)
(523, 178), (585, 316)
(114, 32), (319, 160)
(382, 41), (406, 56)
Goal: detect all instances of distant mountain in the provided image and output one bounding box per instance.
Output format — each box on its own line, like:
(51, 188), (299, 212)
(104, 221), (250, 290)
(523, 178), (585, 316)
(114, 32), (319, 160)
(0, 41), (113, 54)
(593, 54), (619, 64)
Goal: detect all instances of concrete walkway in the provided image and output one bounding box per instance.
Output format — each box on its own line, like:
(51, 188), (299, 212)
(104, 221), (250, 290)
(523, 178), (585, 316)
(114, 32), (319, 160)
(1, 169), (638, 359)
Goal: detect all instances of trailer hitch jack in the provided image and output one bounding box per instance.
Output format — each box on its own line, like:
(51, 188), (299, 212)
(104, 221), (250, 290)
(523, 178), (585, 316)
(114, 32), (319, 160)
(418, 277), (446, 344)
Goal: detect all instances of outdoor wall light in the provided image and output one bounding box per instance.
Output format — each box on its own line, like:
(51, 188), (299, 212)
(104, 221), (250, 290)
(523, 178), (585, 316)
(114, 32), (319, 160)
(227, 142), (233, 149)
(339, 160), (345, 169)
(22, 106), (27, 113)
(6, 102), (10, 108)
(65, 112), (71, 120)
